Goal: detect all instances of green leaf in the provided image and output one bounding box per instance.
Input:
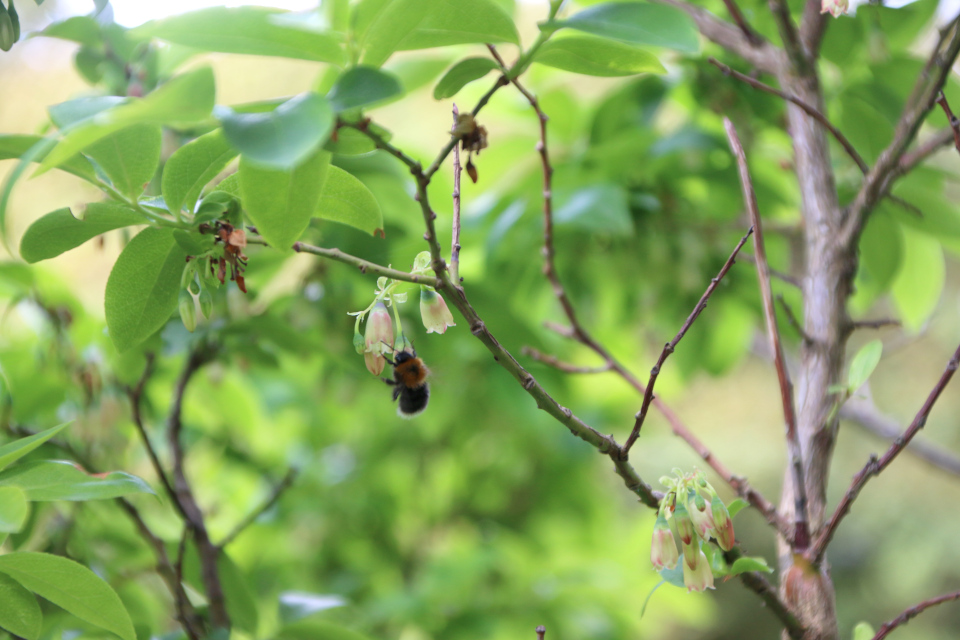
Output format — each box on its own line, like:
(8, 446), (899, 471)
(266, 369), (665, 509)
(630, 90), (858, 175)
(891, 227), (944, 332)
(847, 340), (883, 392)
(327, 66), (403, 112)
(534, 35), (665, 77)
(657, 556), (685, 588)
(0, 486), (28, 533)
(397, 0), (520, 52)
(543, 3), (699, 54)
(82, 124), (162, 199)
(0, 460), (155, 501)
(132, 7), (345, 64)
(726, 498), (748, 519)
(729, 556), (774, 575)
(162, 129), (238, 216)
(20, 203), (145, 263)
(240, 148), (331, 250)
(0, 134), (98, 183)
(39, 15), (101, 46)
(316, 166), (384, 236)
(0, 424), (70, 471)
(48, 96), (125, 129)
(104, 227), (190, 352)
(0, 572), (41, 640)
(852, 622), (876, 640)
(356, 0), (435, 67)
(859, 211), (903, 291)
(554, 184), (634, 235)
(219, 93), (334, 170)
(433, 58), (499, 100)
(0, 552), (136, 640)
(38, 67), (216, 175)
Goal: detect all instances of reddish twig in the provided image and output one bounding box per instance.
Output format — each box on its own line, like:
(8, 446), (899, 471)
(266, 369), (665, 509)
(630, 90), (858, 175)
(622, 227), (754, 454)
(721, 0), (762, 45)
(724, 117), (810, 551)
(450, 103), (463, 283)
(871, 590), (960, 640)
(167, 345), (230, 629)
(709, 58), (867, 173)
(523, 347), (613, 374)
(777, 295), (812, 344)
(810, 342), (960, 564)
(850, 318), (900, 331)
(935, 91), (960, 154)
(536, 626), (546, 640)
(740, 252), (802, 288)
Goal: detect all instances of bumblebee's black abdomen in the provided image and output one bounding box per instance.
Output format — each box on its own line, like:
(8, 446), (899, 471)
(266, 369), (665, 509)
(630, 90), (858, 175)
(398, 383), (429, 417)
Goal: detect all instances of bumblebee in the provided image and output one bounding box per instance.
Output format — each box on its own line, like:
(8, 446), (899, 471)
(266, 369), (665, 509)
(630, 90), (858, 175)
(384, 349), (429, 417)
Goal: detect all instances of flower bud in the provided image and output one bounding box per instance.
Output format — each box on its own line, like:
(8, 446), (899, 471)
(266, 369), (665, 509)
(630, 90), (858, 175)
(820, 0), (848, 17)
(650, 514), (678, 571)
(689, 492), (716, 539)
(672, 501), (696, 547)
(420, 287), (456, 334)
(198, 287), (213, 319)
(683, 550), (715, 592)
(710, 495), (735, 551)
(179, 290), (197, 333)
(363, 302), (393, 376)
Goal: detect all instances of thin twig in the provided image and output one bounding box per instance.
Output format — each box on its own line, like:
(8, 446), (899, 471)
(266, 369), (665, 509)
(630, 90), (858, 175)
(810, 341), (960, 564)
(740, 252), (802, 288)
(622, 227), (754, 454)
(871, 590), (960, 640)
(450, 104), (463, 284)
(840, 396), (960, 476)
(777, 295), (812, 344)
(935, 91), (960, 154)
(167, 345), (231, 629)
(709, 58), (867, 172)
(721, 0), (762, 45)
(850, 318), (900, 331)
(768, 0), (809, 74)
(724, 117), (810, 551)
(536, 626), (546, 640)
(218, 468), (299, 548)
(844, 15), (960, 244)
(898, 128), (954, 171)
(126, 353), (186, 519)
(523, 347), (613, 374)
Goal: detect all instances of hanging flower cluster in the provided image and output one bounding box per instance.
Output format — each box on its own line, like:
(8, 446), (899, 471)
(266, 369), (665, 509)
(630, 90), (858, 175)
(651, 469), (735, 593)
(349, 251), (455, 375)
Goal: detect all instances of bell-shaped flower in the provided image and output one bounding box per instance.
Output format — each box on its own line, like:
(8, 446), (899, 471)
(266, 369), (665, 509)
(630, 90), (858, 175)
(820, 0), (848, 17)
(650, 514), (679, 571)
(420, 287), (455, 334)
(711, 495), (735, 551)
(672, 501), (696, 547)
(689, 493), (716, 539)
(683, 549), (715, 592)
(364, 302), (393, 376)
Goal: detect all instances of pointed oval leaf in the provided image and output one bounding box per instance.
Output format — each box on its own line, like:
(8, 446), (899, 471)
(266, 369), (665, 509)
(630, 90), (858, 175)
(726, 498), (748, 519)
(132, 7), (345, 63)
(534, 36), (665, 77)
(48, 96), (126, 130)
(0, 134), (97, 183)
(356, 0), (435, 67)
(316, 166), (383, 236)
(847, 340), (883, 392)
(544, 3), (699, 53)
(0, 424), (70, 471)
(0, 552), (135, 640)
(20, 203), (145, 263)
(104, 227), (190, 352)
(220, 93), (334, 170)
(162, 129), (238, 216)
(38, 67), (215, 175)
(39, 15), (101, 46)
(240, 149), (331, 250)
(327, 66), (402, 112)
(433, 57), (499, 100)
(397, 0), (520, 52)
(0, 572), (41, 640)
(83, 124), (162, 199)
(0, 460), (155, 501)
(891, 227), (944, 332)
(0, 486), (28, 533)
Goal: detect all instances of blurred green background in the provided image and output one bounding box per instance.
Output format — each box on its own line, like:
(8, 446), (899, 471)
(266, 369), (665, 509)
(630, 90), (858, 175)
(3, 1), (960, 639)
